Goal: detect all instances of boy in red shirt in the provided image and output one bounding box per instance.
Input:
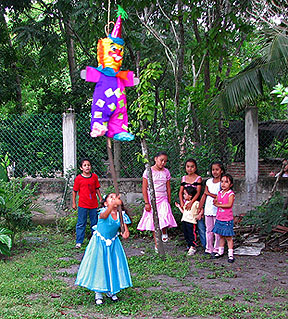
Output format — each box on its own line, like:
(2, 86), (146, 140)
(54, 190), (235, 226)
(73, 158), (102, 248)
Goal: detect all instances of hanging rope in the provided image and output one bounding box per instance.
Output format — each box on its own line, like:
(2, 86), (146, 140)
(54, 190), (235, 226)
(105, 0), (114, 36)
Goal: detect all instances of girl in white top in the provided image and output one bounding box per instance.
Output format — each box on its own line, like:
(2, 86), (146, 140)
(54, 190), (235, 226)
(175, 186), (199, 256)
(198, 161), (225, 255)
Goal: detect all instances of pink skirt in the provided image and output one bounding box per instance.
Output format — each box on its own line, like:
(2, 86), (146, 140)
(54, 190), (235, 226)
(137, 196), (177, 231)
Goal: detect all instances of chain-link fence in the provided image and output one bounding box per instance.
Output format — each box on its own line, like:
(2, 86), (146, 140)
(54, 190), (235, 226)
(0, 113), (287, 178)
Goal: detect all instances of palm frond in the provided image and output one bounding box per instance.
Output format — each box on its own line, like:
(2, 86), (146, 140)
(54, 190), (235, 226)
(213, 33), (288, 115)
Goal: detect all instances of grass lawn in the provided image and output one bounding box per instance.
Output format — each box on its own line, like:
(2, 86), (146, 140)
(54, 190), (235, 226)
(0, 227), (287, 319)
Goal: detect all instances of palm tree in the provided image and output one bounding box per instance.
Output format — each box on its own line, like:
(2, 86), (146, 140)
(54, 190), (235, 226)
(213, 30), (288, 208)
(214, 32), (288, 113)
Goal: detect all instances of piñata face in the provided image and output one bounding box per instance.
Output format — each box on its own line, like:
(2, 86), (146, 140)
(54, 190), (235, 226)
(97, 37), (124, 72)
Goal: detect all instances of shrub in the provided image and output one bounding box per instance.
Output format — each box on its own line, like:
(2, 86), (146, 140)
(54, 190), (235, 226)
(0, 178), (44, 241)
(0, 227), (12, 255)
(241, 192), (288, 235)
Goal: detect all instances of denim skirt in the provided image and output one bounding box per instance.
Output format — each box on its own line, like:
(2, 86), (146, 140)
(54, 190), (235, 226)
(212, 219), (235, 236)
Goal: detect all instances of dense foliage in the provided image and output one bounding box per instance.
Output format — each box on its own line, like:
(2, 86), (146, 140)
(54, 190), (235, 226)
(0, 0), (287, 176)
(0, 178), (43, 240)
(241, 192), (288, 235)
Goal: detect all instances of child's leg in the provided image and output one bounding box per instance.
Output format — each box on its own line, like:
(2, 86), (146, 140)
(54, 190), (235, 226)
(205, 216), (214, 253)
(76, 207), (88, 244)
(183, 221), (197, 248)
(212, 216), (220, 253)
(95, 292), (103, 305)
(217, 236), (225, 256)
(88, 208), (99, 235)
(182, 222), (190, 248)
(161, 227), (168, 242)
(197, 218), (206, 249)
(162, 227), (167, 235)
(226, 236), (234, 262)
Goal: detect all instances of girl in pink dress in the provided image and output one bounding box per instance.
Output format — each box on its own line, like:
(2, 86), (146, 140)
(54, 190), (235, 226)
(212, 174), (235, 263)
(137, 152), (177, 250)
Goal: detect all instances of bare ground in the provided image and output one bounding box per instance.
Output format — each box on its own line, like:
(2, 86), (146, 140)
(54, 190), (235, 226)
(55, 236), (287, 318)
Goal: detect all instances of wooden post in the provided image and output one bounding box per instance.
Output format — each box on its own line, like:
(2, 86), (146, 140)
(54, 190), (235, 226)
(106, 138), (125, 233)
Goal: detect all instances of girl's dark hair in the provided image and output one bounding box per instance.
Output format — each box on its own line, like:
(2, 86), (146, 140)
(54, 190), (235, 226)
(185, 158), (199, 175)
(100, 193), (132, 224)
(154, 151), (168, 158)
(184, 185), (197, 198)
(221, 173), (234, 188)
(100, 194), (108, 207)
(80, 158), (91, 167)
(210, 161), (225, 176)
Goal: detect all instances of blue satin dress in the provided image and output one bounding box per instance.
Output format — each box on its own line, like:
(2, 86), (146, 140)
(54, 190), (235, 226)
(75, 208), (132, 295)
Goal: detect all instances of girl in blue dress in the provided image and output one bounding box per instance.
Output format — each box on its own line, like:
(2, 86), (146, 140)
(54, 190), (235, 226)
(75, 193), (132, 305)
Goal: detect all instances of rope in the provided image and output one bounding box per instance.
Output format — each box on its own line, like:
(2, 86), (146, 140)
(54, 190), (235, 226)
(105, 0), (115, 36)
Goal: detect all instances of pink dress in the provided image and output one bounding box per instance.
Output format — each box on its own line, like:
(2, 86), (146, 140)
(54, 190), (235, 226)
(137, 168), (177, 231)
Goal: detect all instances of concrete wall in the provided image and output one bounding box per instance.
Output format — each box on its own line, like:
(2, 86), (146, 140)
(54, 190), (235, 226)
(24, 177), (288, 224)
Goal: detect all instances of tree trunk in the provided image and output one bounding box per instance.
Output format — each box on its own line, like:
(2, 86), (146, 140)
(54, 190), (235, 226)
(0, 13), (23, 113)
(136, 51), (165, 256)
(60, 18), (76, 91)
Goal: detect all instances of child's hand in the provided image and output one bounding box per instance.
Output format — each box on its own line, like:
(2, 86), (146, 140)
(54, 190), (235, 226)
(175, 202), (181, 208)
(144, 203), (151, 212)
(186, 201), (193, 210)
(197, 207), (203, 214)
(121, 230), (129, 239)
(213, 198), (219, 207)
(72, 203), (77, 210)
(196, 213), (203, 220)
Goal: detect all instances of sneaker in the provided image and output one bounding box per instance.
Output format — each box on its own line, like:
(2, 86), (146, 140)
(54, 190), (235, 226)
(187, 247), (196, 256)
(162, 233), (168, 243)
(213, 252), (224, 259)
(95, 292), (103, 305)
(75, 243), (82, 249)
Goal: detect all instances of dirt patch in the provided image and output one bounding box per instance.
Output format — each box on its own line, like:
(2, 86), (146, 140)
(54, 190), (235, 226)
(56, 237), (287, 317)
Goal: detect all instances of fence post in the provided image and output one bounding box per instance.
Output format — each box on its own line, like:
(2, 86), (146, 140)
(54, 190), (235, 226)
(62, 111), (77, 177)
(245, 107), (258, 209)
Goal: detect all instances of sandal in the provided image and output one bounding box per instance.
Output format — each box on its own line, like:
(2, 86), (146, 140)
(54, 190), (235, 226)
(228, 256), (235, 263)
(213, 253), (224, 259)
(106, 293), (119, 302)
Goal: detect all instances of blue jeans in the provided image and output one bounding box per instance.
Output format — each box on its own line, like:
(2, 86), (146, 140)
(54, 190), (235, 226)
(197, 218), (206, 249)
(76, 207), (98, 244)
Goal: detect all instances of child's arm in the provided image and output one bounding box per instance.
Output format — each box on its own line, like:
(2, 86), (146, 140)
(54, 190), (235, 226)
(213, 194), (235, 208)
(166, 180), (171, 203)
(142, 177), (151, 212)
(121, 223), (130, 239)
(186, 177), (202, 209)
(205, 189), (217, 198)
(175, 202), (184, 213)
(100, 196), (122, 219)
(72, 190), (78, 210)
(96, 188), (102, 202)
(179, 185), (185, 208)
(197, 185), (208, 215)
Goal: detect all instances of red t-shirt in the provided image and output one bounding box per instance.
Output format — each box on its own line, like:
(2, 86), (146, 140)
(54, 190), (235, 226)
(73, 173), (101, 209)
